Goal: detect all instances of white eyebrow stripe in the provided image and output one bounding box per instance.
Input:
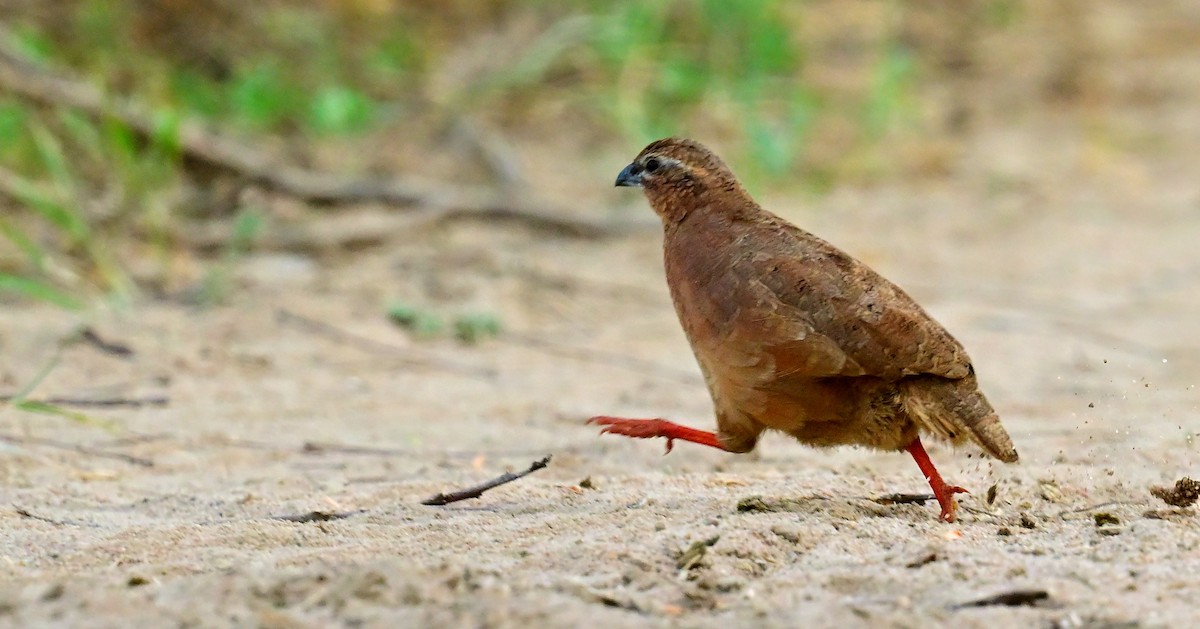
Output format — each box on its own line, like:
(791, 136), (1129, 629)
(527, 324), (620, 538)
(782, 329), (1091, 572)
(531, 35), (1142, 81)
(646, 156), (685, 169)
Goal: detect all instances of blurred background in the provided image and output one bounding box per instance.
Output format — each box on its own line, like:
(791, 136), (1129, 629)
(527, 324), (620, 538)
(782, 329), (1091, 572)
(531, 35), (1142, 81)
(1, 0), (1196, 307)
(2, 3), (1199, 624)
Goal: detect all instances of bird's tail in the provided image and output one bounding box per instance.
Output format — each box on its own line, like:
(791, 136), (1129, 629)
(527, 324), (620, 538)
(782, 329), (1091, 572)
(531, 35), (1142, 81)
(900, 374), (1019, 463)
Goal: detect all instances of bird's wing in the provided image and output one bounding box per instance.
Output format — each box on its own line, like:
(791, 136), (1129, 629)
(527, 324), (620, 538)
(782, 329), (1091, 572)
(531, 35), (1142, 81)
(725, 222), (972, 384)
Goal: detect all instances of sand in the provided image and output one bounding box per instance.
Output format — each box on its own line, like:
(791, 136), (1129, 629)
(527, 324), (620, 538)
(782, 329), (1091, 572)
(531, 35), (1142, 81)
(2, 123), (1199, 628)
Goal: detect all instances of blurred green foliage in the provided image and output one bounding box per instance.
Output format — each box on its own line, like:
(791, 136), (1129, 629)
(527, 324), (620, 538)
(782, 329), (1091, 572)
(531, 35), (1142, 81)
(198, 207), (264, 306)
(386, 302), (502, 345)
(586, 0), (820, 178)
(387, 302), (446, 339)
(454, 313), (503, 345)
(0, 0), (941, 308)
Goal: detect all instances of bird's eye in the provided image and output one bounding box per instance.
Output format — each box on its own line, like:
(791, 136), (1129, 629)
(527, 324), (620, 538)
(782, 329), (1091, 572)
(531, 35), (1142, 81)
(643, 157), (661, 173)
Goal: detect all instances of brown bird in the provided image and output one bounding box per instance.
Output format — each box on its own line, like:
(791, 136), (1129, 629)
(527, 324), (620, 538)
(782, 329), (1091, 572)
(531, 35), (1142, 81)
(589, 138), (1018, 522)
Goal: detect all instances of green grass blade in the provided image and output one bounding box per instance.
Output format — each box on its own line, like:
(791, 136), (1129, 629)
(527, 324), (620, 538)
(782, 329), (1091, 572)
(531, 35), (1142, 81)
(57, 109), (106, 163)
(0, 349), (113, 428)
(0, 273), (84, 310)
(0, 216), (47, 271)
(4, 25), (56, 66)
(29, 122), (77, 195)
(13, 399), (112, 428)
(0, 167), (89, 241)
(4, 349), (61, 404)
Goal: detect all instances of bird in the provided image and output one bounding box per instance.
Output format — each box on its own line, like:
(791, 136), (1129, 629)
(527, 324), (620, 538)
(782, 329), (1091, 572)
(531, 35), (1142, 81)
(588, 137), (1018, 522)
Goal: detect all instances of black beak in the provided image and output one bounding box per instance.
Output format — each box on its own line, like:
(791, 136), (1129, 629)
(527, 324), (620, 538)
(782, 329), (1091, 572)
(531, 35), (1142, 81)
(615, 162), (643, 187)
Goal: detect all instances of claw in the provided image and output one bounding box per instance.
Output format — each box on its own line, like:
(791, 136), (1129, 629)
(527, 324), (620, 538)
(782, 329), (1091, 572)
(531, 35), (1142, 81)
(936, 485), (970, 522)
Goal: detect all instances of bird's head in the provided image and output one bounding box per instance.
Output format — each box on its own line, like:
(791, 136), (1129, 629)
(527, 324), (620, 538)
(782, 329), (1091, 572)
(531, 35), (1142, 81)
(615, 138), (745, 222)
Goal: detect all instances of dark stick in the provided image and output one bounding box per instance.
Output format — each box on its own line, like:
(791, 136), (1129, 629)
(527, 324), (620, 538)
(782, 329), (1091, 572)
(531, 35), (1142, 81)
(422, 456), (552, 505)
(273, 510), (365, 523)
(76, 327), (135, 358)
(14, 506), (98, 527)
(872, 493), (936, 505)
(953, 589), (1050, 609)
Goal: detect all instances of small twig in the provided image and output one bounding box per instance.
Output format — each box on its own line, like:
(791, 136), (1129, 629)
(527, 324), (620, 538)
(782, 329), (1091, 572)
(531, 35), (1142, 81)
(1057, 500), (1135, 519)
(275, 309), (495, 379)
(952, 589), (1050, 609)
(422, 455), (552, 505)
(958, 504), (1001, 518)
(0, 395), (168, 408)
(1062, 500), (1126, 513)
(13, 505), (98, 527)
(872, 493), (936, 506)
(273, 510), (364, 523)
(75, 327), (134, 358)
(0, 434), (154, 467)
(498, 332), (701, 385)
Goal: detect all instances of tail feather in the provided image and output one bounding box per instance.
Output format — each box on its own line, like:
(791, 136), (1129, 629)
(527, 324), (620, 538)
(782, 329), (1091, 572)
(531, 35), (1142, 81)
(900, 374), (1019, 463)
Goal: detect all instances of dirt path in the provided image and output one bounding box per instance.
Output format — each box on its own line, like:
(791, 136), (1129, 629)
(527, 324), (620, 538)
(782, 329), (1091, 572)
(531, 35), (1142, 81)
(2, 128), (1199, 626)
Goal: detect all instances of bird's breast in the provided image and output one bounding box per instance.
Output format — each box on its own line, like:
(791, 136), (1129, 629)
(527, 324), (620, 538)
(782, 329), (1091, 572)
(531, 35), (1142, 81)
(663, 227), (788, 393)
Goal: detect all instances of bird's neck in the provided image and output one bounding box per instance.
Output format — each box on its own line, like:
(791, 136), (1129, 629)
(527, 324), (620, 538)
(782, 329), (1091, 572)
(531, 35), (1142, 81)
(647, 180), (756, 226)
(646, 190), (693, 225)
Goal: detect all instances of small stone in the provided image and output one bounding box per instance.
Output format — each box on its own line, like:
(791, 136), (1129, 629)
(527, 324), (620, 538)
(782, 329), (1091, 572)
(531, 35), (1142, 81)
(1038, 481), (1064, 503)
(675, 536), (719, 570)
(770, 524), (804, 544)
(736, 496), (771, 512)
(40, 583), (64, 601)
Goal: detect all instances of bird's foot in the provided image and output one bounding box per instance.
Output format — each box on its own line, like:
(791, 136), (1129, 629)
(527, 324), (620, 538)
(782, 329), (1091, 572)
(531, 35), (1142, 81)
(931, 481), (970, 523)
(905, 436), (969, 523)
(587, 416), (725, 454)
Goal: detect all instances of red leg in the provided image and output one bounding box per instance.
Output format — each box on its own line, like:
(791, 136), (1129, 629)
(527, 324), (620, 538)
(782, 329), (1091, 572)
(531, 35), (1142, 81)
(587, 416), (727, 454)
(906, 436), (969, 523)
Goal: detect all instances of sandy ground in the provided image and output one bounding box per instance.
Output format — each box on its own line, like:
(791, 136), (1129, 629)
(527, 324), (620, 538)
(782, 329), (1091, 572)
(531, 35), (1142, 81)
(2, 116), (1200, 628)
